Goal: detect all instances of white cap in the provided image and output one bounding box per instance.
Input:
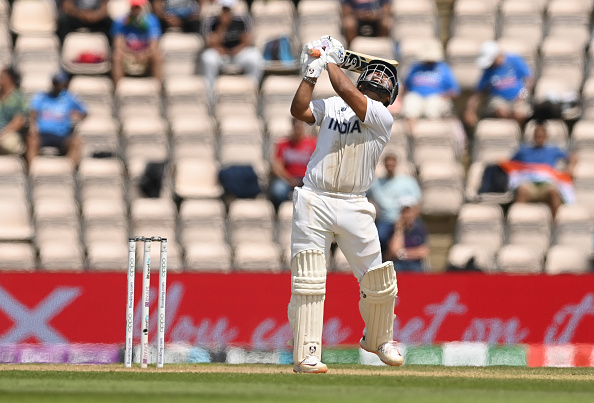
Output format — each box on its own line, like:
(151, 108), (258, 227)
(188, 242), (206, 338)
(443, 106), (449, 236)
(476, 41), (500, 69)
(218, 0), (237, 8)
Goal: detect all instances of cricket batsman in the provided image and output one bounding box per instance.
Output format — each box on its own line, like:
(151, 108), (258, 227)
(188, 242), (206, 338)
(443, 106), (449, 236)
(287, 35), (403, 373)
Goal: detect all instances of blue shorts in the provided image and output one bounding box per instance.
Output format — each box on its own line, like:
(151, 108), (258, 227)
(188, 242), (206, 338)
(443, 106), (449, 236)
(40, 132), (71, 154)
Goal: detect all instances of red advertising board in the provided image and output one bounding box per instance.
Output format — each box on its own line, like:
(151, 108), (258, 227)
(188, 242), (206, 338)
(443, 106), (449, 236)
(0, 272), (593, 348)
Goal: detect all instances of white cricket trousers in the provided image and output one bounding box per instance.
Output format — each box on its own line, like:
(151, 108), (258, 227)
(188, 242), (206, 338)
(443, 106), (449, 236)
(291, 186), (383, 280)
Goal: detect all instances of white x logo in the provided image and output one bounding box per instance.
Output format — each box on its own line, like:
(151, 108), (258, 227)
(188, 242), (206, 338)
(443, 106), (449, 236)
(0, 286), (81, 343)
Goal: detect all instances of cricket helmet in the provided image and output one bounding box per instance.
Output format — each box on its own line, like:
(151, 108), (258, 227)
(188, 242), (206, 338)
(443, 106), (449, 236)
(356, 59), (399, 106)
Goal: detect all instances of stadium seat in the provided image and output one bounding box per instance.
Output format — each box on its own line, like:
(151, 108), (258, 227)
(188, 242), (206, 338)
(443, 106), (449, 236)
(68, 75), (114, 117)
(277, 200), (293, 251)
(174, 158), (222, 200)
(553, 204), (594, 255)
(179, 199), (227, 245)
(219, 115), (264, 147)
(107, 0), (130, 20)
(445, 36), (483, 90)
(159, 32), (203, 77)
(447, 243), (495, 272)
(450, 0), (496, 41)
(573, 161), (594, 218)
(82, 198), (127, 227)
(219, 143), (267, 179)
(9, 0), (57, 36)
(0, 155), (28, 201)
(506, 202), (552, 255)
(266, 116), (294, 142)
(214, 75), (258, 107)
(0, 242), (37, 271)
(75, 116), (120, 158)
(164, 75), (209, 109)
(61, 32), (111, 75)
(496, 244), (543, 274)
(260, 75), (301, 121)
(233, 241), (282, 272)
(86, 242), (129, 271)
(34, 198), (79, 229)
(20, 72), (52, 100)
(14, 34), (60, 76)
(538, 36), (584, 92)
(546, 0), (591, 46)
(498, 0), (543, 49)
(472, 118), (520, 163)
(418, 161), (464, 215)
(184, 241), (232, 272)
(411, 119), (458, 166)
(391, 0), (437, 41)
(171, 116), (217, 160)
(131, 198), (177, 229)
(579, 78), (594, 119)
(115, 77), (161, 110)
(0, 199), (34, 242)
(570, 120), (594, 162)
(228, 199), (275, 246)
(455, 203), (504, 254)
(29, 157), (76, 203)
(544, 245), (591, 275)
(532, 75), (581, 106)
(350, 37), (395, 61)
(38, 242), (85, 271)
(84, 221), (128, 246)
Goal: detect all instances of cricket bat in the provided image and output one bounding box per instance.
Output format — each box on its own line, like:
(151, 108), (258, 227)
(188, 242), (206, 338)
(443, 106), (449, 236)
(308, 48), (399, 73)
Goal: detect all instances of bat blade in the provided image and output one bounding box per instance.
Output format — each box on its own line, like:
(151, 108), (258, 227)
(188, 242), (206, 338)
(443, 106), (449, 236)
(339, 50), (399, 73)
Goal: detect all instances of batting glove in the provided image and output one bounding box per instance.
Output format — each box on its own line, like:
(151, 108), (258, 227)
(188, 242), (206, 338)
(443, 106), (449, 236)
(304, 51), (327, 78)
(320, 35), (345, 66)
(300, 40), (324, 72)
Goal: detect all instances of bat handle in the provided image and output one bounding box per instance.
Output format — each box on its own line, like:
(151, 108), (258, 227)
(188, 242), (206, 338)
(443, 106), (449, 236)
(308, 48), (322, 58)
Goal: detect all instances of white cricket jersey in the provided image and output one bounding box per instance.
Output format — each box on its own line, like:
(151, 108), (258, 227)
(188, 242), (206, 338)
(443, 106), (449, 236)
(303, 96), (393, 194)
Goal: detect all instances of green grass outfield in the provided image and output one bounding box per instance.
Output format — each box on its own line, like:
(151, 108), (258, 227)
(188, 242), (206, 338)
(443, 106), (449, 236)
(0, 364), (593, 403)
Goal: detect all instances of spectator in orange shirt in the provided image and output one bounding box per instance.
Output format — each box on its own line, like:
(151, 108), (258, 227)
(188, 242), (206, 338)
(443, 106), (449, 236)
(269, 118), (317, 210)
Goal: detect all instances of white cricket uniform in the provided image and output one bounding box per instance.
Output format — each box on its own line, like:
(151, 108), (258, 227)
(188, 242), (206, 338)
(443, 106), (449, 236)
(291, 95), (393, 280)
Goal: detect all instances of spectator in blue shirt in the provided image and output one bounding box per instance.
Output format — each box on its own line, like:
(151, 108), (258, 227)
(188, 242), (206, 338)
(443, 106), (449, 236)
(385, 196), (429, 273)
(464, 41), (533, 129)
(511, 122), (577, 218)
(401, 40), (460, 132)
(368, 153), (422, 255)
(152, 0), (202, 34)
(110, 0), (163, 85)
(26, 72), (87, 167)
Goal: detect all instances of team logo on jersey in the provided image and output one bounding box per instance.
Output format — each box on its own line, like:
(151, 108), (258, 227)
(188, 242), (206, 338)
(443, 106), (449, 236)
(327, 117), (361, 134)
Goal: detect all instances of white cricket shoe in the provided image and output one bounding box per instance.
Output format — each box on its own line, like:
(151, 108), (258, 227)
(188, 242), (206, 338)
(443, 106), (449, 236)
(293, 355), (328, 374)
(360, 337), (404, 366)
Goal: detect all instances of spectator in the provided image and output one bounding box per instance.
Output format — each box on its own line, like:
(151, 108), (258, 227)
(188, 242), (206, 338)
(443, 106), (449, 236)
(341, 0), (392, 47)
(367, 153), (421, 254)
(26, 72), (87, 167)
(506, 122), (577, 219)
(269, 118), (317, 210)
(200, 0), (264, 91)
(110, 0), (163, 85)
(152, 0), (203, 34)
(385, 196), (429, 273)
(0, 67), (27, 156)
(57, 0), (113, 44)
(464, 41), (533, 130)
(401, 40), (460, 132)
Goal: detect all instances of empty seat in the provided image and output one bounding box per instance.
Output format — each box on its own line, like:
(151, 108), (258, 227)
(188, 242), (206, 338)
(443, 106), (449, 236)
(445, 36), (482, 90)
(498, 0), (543, 48)
(233, 241), (282, 271)
(546, 0), (591, 46)
(450, 0), (496, 41)
(260, 75), (301, 121)
(184, 241), (232, 272)
(0, 242), (36, 271)
(411, 119), (457, 165)
(61, 32), (111, 75)
(350, 37), (395, 61)
(0, 155), (28, 200)
(68, 75), (114, 117)
(472, 118), (520, 163)
(570, 120), (594, 162)
(455, 203), (504, 253)
(115, 77), (161, 113)
(179, 199), (226, 245)
(84, 221), (128, 245)
(219, 116), (264, 146)
(447, 243), (495, 272)
(29, 156), (76, 202)
(82, 198), (127, 226)
(572, 162), (594, 218)
(10, 0), (57, 35)
(554, 204), (593, 254)
(277, 200), (293, 251)
(131, 198), (176, 229)
(86, 242), (128, 271)
(506, 202), (552, 254)
(391, 0), (437, 41)
(544, 245), (591, 275)
(538, 36), (584, 91)
(228, 199), (275, 246)
(159, 32), (203, 77)
(38, 240), (85, 271)
(14, 34), (60, 76)
(164, 75), (208, 109)
(214, 75), (258, 106)
(34, 198), (79, 228)
(419, 162), (464, 215)
(174, 158), (222, 199)
(496, 244), (543, 274)
(171, 116), (216, 160)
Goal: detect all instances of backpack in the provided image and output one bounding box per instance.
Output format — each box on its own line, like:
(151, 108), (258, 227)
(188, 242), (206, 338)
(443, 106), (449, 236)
(218, 165), (262, 199)
(263, 36), (294, 64)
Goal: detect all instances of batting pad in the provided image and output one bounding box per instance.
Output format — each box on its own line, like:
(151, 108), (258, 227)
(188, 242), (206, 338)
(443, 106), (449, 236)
(287, 249), (327, 364)
(359, 261), (398, 350)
